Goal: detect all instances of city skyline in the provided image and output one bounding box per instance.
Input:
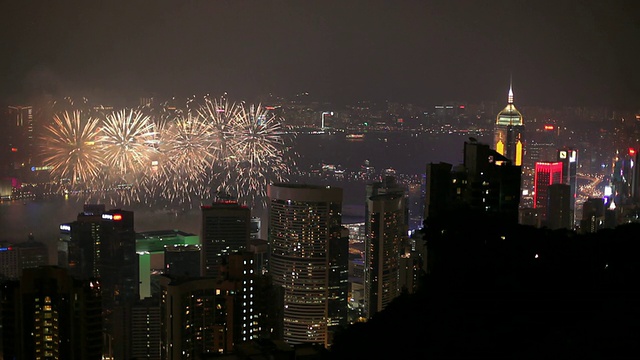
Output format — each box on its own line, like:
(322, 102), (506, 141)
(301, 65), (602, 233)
(2, 1), (640, 109)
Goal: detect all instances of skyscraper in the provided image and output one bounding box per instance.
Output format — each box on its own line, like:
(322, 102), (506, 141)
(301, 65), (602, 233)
(534, 162), (564, 219)
(364, 176), (408, 319)
(493, 81), (525, 167)
(58, 204), (106, 280)
(267, 183), (346, 348)
(547, 183), (572, 230)
(557, 147), (579, 225)
(201, 197), (251, 278)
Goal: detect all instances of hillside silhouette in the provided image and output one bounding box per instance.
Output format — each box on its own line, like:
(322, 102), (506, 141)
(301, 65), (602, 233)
(329, 213), (640, 359)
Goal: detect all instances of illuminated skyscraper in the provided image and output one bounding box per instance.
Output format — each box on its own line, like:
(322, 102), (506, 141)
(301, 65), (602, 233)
(534, 162), (564, 221)
(267, 183), (346, 347)
(493, 81), (525, 167)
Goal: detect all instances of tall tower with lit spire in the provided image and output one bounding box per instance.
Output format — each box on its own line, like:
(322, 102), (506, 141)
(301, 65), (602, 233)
(493, 79), (525, 167)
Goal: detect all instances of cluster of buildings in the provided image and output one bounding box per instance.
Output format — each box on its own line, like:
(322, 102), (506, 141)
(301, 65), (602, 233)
(1, 83), (640, 358)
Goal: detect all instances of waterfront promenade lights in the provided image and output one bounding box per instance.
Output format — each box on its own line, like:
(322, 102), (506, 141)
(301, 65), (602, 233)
(321, 111), (334, 130)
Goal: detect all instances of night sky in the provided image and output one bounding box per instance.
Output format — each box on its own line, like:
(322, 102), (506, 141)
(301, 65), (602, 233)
(2, 0), (640, 108)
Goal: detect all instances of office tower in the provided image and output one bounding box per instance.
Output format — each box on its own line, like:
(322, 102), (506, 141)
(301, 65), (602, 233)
(58, 204), (105, 280)
(267, 183), (345, 348)
(424, 162), (454, 222)
(534, 162), (563, 221)
(579, 197), (606, 234)
(6, 105), (34, 170)
(493, 81), (525, 167)
(99, 209), (138, 360)
(250, 216), (262, 239)
(1, 266), (102, 359)
(0, 236), (48, 280)
(201, 197), (251, 278)
(247, 238), (269, 275)
(462, 140), (522, 222)
(136, 229), (200, 299)
(632, 147), (640, 202)
(130, 297), (161, 360)
(547, 183), (572, 230)
(523, 124), (560, 207)
(100, 209), (138, 307)
(611, 148), (635, 206)
(164, 244), (201, 279)
(557, 147), (579, 225)
(364, 176), (408, 319)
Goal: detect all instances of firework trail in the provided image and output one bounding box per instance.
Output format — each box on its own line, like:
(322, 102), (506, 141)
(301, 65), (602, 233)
(40, 110), (104, 188)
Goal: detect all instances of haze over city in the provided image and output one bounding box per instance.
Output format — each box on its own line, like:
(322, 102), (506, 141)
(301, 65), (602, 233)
(2, 0), (640, 108)
(3, 1), (640, 359)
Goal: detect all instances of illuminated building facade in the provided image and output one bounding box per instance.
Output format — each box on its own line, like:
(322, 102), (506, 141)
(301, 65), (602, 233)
(534, 162), (564, 220)
(160, 263), (256, 358)
(493, 83), (525, 167)
(364, 176), (408, 319)
(100, 209), (138, 308)
(267, 183), (346, 347)
(5, 105), (34, 174)
(201, 198), (251, 279)
(1, 266), (102, 359)
(58, 204), (106, 280)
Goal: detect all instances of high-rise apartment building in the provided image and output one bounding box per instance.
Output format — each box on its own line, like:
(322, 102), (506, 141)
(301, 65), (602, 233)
(201, 198), (251, 278)
(1, 266), (103, 359)
(267, 183), (346, 348)
(160, 257), (257, 359)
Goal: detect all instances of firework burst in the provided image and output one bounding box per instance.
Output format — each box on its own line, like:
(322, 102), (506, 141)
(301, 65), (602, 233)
(154, 111), (215, 205)
(100, 108), (158, 181)
(226, 103), (295, 208)
(40, 96), (295, 209)
(40, 110), (104, 188)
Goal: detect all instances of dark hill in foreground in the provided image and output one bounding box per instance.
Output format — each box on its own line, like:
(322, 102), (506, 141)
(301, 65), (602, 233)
(329, 220), (640, 359)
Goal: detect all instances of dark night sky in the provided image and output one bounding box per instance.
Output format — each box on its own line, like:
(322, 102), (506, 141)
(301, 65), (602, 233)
(2, 0), (640, 108)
